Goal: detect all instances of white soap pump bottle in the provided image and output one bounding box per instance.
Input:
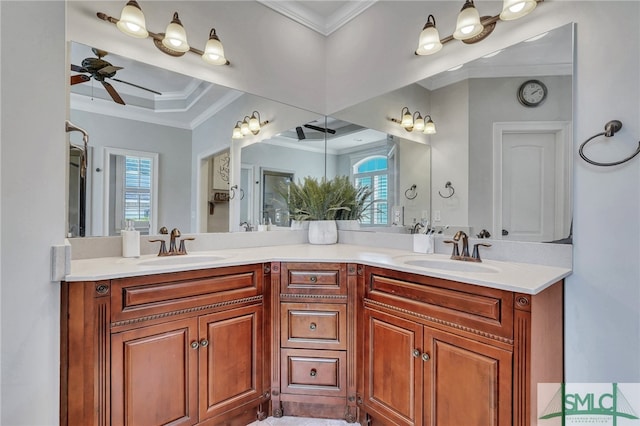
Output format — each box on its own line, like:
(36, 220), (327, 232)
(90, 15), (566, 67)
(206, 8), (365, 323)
(122, 220), (140, 258)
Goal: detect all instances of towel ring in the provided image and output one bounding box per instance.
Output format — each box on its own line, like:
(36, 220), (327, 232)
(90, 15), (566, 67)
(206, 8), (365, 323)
(579, 120), (640, 167)
(229, 185), (245, 200)
(404, 184), (417, 200)
(438, 181), (455, 199)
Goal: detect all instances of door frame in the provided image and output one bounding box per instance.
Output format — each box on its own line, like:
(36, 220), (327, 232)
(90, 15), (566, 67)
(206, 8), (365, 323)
(492, 121), (572, 241)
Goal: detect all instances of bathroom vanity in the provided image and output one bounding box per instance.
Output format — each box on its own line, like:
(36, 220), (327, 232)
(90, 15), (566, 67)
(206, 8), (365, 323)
(60, 244), (568, 426)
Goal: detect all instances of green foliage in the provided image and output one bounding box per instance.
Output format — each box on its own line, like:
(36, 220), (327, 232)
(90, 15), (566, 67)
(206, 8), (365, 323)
(279, 176), (372, 222)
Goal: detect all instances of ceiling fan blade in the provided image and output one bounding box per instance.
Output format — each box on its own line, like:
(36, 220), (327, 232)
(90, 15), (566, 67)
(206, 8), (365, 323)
(98, 65), (123, 75)
(111, 78), (162, 95)
(71, 64), (88, 73)
(101, 81), (125, 105)
(304, 124), (336, 134)
(296, 127), (306, 140)
(70, 74), (91, 85)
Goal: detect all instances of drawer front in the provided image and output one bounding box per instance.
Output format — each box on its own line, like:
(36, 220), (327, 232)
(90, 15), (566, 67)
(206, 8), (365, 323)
(111, 264), (263, 325)
(281, 348), (346, 397)
(281, 263), (347, 296)
(365, 266), (514, 340)
(281, 303), (347, 350)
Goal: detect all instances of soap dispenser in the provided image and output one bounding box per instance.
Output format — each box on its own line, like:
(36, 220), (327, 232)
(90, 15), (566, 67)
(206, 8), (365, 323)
(122, 220), (140, 258)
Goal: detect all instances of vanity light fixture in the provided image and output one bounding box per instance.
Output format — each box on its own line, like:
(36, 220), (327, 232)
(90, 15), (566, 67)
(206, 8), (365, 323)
(415, 0), (541, 56)
(390, 107), (437, 134)
(232, 111), (269, 139)
(98, 0), (230, 65)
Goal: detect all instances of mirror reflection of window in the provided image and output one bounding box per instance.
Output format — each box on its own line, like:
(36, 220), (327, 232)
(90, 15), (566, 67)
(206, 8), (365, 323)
(104, 147), (158, 236)
(353, 156), (390, 226)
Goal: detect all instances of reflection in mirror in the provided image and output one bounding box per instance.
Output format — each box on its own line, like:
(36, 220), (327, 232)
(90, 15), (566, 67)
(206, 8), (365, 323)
(240, 117), (431, 231)
(332, 23), (574, 243)
(68, 41), (320, 236)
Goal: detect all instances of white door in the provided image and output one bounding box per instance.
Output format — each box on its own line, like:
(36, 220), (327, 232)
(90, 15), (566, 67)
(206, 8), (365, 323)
(502, 132), (556, 241)
(493, 122), (571, 242)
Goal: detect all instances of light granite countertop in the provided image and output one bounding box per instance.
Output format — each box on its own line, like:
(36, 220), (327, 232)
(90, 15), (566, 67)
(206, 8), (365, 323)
(65, 243), (571, 294)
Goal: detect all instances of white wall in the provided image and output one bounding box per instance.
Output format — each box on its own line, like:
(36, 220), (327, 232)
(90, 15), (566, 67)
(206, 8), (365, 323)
(327, 1), (640, 382)
(1, 2), (66, 425)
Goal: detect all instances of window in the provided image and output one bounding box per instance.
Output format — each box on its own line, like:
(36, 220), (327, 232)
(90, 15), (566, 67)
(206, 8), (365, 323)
(104, 147), (158, 236)
(353, 155), (389, 226)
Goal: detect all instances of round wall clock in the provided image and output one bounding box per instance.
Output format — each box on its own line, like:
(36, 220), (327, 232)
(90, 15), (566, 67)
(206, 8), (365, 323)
(517, 79), (547, 107)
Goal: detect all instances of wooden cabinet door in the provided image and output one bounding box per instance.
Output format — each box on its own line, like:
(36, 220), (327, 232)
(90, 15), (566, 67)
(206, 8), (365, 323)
(363, 307), (423, 426)
(111, 318), (199, 426)
(198, 304), (263, 422)
(424, 328), (513, 426)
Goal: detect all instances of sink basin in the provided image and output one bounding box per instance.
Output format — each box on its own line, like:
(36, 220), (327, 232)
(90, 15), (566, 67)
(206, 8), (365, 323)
(401, 258), (498, 273)
(137, 255), (228, 267)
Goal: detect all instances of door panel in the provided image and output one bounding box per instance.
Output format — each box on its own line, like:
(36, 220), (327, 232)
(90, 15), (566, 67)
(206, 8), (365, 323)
(363, 308), (423, 426)
(111, 318), (198, 426)
(425, 328), (512, 426)
(199, 304), (263, 421)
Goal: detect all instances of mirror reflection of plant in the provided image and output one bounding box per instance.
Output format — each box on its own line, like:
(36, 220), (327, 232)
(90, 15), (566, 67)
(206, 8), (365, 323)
(278, 176), (372, 222)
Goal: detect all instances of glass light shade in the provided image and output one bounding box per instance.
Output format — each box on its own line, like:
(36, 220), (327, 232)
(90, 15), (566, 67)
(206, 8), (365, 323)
(413, 116), (425, 132)
(453, 2), (484, 40)
(249, 113), (261, 133)
(416, 26), (442, 55)
(500, 0), (537, 20)
(162, 13), (190, 53)
(116, 1), (148, 38)
(401, 110), (413, 128)
(424, 118), (437, 134)
(232, 124), (243, 139)
(240, 120), (250, 136)
(201, 29), (227, 65)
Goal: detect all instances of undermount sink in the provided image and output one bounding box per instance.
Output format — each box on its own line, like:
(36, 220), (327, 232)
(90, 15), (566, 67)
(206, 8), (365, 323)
(137, 255), (228, 266)
(400, 257), (499, 273)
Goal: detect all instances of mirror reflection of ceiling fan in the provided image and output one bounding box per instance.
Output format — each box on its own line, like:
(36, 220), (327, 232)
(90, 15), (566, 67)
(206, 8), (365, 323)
(70, 48), (162, 105)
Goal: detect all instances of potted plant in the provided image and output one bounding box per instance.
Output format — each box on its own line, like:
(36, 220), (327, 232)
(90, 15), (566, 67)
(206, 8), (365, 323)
(279, 176), (372, 244)
(332, 176), (373, 230)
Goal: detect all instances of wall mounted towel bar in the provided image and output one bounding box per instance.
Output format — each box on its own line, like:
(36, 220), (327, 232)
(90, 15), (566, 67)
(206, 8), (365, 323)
(579, 120), (640, 166)
(438, 181), (455, 198)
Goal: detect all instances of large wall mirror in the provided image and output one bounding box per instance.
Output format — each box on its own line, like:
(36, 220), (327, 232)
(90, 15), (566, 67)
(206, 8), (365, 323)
(67, 22), (573, 244)
(332, 23), (574, 243)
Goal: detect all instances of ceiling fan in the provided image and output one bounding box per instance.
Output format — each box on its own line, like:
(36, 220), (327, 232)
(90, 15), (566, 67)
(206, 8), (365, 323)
(70, 48), (161, 105)
(295, 123), (337, 141)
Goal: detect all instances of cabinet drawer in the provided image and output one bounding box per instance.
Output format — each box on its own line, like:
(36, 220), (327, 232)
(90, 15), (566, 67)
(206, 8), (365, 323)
(281, 348), (346, 397)
(111, 264), (263, 325)
(281, 303), (347, 350)
(280, 263), (347, 296)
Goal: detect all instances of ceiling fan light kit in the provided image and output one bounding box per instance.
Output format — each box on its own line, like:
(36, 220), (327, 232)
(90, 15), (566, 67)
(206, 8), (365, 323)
(415, 0), (541, 56)
(97, 1), (230, 65)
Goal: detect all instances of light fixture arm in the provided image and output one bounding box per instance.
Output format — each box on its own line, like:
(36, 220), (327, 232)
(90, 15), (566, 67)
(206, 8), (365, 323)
(96, 12), (230, 65)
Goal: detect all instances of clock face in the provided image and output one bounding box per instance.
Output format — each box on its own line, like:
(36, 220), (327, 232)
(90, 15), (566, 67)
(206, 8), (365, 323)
(518, 80), (547, 107)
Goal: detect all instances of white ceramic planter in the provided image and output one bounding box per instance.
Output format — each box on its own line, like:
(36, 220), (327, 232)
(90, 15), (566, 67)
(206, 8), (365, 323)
(308, 220), (338, 244)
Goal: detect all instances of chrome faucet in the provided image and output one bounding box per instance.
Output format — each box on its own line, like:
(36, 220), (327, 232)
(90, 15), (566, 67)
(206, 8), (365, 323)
(454, 231), (470, 258)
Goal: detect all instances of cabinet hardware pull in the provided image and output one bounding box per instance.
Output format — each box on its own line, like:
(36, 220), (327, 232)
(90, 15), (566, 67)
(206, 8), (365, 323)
(309, 276), (317, 283)
(412, 349), (420, 358)
(190, 341), (199, 349)
(422, 353), (430, 362)
(310, 368), (317, 377)
(309, 322), (317, 330)
(200, 339), (209, 347)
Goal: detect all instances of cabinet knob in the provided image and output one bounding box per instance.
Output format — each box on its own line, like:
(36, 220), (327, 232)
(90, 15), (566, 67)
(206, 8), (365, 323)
(422, 353), (430, 362)
(310, 368), (317, 377)
(200, 339), (209, 348)
(309, 276), (317, 283)
(190, 341), (199, 349)
(309, 322), (317, 330)
(412, 349), (420, 358)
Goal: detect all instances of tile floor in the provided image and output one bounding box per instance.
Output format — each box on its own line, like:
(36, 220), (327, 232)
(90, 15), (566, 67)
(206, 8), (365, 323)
(247, 416), (361, 426)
